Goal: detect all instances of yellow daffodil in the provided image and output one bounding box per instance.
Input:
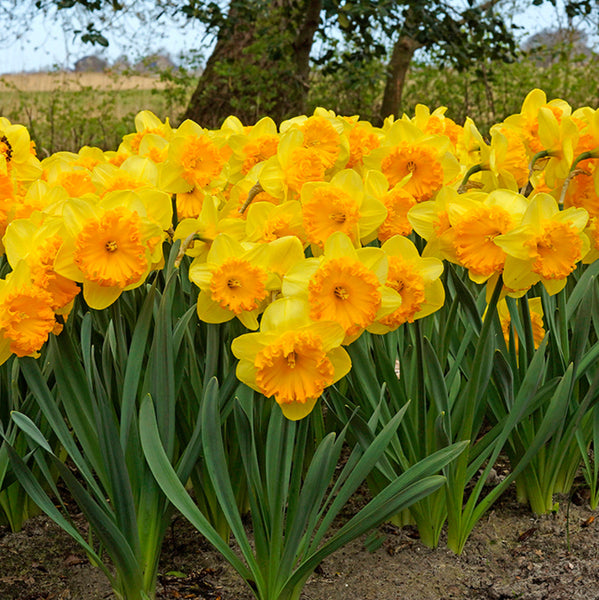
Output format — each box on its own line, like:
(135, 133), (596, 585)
(260, 128), (327, 201)
(226, 116), (280, 182)
(121, 110), (173, 156)
(300, 169), (386, 250)
(503, 89), (572, 158)
(231, 296), (351, 420)
(282, 231), (400, 343)
(563, 159), (599, 218)
(245, 200), (306, 245)
(368, 235), (444, 334)
(0, 260), (57, 362)
(91, 156), (158, 196)
(174, 193), (246, 261)
(364, 119), (460, 201)
(4, 213), (80, 314)
(280, 110), (349, 171)
(159, 119), (228, 194)
(188, 233), (286, 329)
(0, 118), (42, 181)
(345, 120), (382, 171)
(364, 170), (416, 241)
(42, 154), (97, 198)
(407, 186), (459, 262)
(497, 297), (545, 352)
(53, 191), (169, 309)
(412, 104), (463, 149)
(448, 189), (530, 283)
(536, 107), (579, 187)
(495, 193), (589, 295)
(487, 126), (530, 190)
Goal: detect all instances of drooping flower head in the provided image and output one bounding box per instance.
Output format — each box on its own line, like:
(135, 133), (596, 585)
(0, 261), (58, 363)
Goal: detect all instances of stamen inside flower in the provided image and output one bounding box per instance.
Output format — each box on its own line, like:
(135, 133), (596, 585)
(381, 143), (444, 201)
(308, 258), (381, 336)
(303, 186), (359, 247)
(74, 207), (147, 288)
(255, 330), (335, 404)
(453, 205), (513, 276)
(380, 256), (426, 327)
(209, 257), (268, 314)
(526, 220), (582, 279)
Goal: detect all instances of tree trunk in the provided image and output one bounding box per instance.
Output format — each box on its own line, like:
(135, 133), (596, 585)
(378, 34), (422, 125)
(182, 0), (321, 128)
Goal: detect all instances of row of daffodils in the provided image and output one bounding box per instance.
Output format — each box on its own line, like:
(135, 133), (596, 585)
(1, 88), (598, 419)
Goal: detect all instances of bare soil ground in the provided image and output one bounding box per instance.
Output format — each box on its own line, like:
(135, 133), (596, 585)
(1, 486), (598, 600)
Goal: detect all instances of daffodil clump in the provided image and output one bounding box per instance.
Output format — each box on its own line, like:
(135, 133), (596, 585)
(2, 90), (599, 418)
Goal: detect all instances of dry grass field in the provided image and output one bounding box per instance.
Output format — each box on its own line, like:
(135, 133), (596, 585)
(0, 71), (168, 92)
(0, 71), (189, 153)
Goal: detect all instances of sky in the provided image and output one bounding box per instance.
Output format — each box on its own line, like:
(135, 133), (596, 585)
(0, 1), (584, 75)
(0, 3), (207, 74)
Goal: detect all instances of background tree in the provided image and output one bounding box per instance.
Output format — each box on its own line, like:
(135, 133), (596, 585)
(5, 0), (599, 126)
(180, 0), (322, 127)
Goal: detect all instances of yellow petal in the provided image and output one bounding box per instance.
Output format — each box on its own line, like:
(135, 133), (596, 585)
(83, 281), (123, 310)
(196, 290), (234, 324)
(278, 396), (319, 421)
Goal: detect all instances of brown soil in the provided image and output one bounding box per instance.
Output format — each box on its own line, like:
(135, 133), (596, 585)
(1, 488), (599, 600)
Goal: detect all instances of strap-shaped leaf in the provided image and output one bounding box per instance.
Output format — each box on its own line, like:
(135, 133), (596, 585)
(10, 411), (52, 453)
(139, 393), (252, 581)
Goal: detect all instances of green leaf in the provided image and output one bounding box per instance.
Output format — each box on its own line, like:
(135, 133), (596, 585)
(139, 393), (252, 582)
(10, 411), (52, 453)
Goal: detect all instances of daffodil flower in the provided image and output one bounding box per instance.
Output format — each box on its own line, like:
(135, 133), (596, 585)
(283, 231), (400, 343)
(188, 233), (287, 329)
(447, 189), (530, 283)
(231, 296), (351, 420)
(0, 260), (57, 363)
(367, 235), (444, 334)
(364, 119), (460, 201)
(53, 191), (169, 309)
(495, 193), (589, 295)
(300, 169), (387, 250)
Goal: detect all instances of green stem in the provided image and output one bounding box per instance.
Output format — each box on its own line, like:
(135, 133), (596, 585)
(519, 295), (535, 365)
(458, 163), (483, 193)
(558, 151), (598, 206)
(414, 320), (426, 454)
(521, 150), (551, 195)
